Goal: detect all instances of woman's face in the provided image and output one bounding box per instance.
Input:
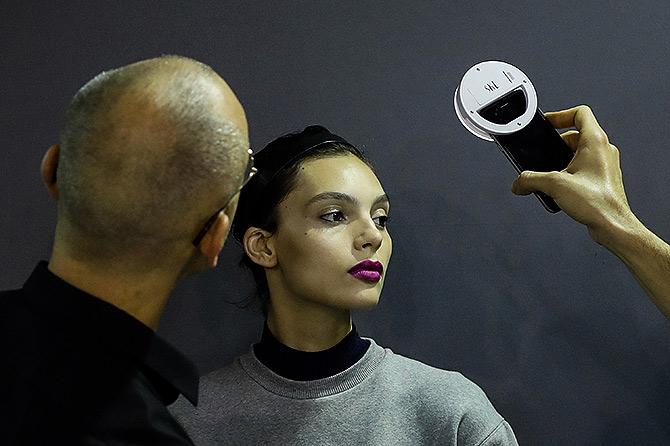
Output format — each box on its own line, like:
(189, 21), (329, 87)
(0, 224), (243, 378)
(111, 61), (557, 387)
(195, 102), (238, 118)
(268, 154), (392, 311)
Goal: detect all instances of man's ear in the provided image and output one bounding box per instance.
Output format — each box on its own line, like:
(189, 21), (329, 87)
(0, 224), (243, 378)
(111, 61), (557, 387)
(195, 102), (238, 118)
(41, 144), (60, 199)
(244, 226), (277, 268)
(198, 211), (231, 268)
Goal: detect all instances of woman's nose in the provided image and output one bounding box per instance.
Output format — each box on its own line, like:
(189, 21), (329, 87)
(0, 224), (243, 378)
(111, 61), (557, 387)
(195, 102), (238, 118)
(354, 219), (383, 252)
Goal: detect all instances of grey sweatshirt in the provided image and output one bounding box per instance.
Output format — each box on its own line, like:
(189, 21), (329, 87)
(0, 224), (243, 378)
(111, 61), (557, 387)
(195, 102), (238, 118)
(170, 339), (518, 445)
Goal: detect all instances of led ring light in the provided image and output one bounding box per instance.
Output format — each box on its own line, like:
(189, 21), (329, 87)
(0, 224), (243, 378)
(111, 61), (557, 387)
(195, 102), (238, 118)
(454, 60), (538, 141)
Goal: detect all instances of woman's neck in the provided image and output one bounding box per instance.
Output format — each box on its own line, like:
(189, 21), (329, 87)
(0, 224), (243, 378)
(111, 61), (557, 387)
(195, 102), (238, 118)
(266, 301), (352, 352)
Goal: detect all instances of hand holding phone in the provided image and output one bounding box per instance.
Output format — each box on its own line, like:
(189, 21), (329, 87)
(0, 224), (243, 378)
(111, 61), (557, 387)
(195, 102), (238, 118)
(454, 61), (574, 212)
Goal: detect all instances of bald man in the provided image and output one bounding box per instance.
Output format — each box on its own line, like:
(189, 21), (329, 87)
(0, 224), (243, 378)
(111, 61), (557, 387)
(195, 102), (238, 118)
(1, 56), (251, 444)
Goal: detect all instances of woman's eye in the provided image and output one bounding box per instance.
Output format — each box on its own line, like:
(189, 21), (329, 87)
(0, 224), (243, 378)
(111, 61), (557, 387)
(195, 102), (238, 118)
(320, 211), (347, 223)
(373, 215), (389, 228)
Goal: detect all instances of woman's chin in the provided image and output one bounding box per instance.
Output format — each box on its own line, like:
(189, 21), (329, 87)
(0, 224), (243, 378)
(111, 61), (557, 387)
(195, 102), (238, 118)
(342, 292), (381, 310)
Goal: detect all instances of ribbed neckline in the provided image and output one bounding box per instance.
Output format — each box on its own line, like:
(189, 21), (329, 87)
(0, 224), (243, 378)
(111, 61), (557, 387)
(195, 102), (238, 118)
(238, 338), (387, 400)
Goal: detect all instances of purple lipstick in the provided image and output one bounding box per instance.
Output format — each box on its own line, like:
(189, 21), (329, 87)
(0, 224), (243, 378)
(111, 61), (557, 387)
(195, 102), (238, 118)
(348, 259), (384, 283)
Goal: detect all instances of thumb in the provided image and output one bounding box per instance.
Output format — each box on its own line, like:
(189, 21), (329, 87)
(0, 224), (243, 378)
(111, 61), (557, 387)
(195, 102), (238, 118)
(512, 170), (560, 196)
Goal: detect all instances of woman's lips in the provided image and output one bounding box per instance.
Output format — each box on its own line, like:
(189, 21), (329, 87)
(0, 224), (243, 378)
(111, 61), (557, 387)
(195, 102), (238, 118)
(348, 260), (384, 283)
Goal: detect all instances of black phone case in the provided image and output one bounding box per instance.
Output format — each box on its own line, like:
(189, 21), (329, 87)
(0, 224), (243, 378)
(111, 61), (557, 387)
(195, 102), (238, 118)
(491, 109), (574, 213)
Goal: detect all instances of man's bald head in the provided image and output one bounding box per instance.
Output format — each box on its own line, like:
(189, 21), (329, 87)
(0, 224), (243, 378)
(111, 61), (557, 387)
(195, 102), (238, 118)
(55, 55), (249, 269)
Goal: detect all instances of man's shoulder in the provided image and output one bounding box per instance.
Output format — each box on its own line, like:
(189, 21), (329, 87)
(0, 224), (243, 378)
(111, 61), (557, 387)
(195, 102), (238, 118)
(0, 287), (45, 353)
(1, 283), (130, 394)
(0, 286), (28, 312)
(1, 283), (75, 346)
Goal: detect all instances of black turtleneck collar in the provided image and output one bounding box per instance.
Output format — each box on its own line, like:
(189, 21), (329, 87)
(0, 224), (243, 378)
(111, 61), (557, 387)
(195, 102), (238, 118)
(253, 322), (371, 381)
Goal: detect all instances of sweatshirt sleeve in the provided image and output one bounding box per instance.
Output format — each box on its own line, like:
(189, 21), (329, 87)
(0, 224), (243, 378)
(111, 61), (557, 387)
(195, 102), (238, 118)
(447, 372), (518, 446)
(476, 420), (518, 446)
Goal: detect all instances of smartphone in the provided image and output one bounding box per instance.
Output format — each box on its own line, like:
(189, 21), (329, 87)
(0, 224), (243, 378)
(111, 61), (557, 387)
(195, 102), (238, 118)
(478, 88), (574, 212)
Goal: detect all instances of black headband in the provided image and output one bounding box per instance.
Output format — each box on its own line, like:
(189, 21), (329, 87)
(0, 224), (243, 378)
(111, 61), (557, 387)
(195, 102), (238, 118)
(252, 125), (354, 189)
(231, 125), (360, 242)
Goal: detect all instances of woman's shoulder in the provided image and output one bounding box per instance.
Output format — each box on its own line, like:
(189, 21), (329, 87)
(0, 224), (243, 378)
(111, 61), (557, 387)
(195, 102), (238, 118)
(169, 354), (254, 421)
(373, 341), (500, 413)
(374, 342), (476, 385)
(199, 354), (252, 391)
(365, 340), (517, 444)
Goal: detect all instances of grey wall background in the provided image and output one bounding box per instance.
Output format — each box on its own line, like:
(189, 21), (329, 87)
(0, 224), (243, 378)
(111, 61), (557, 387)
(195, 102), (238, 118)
(2, 1), (670, 444)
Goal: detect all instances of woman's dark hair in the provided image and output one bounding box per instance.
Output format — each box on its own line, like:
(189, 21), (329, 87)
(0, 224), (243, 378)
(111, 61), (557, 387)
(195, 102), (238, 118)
(232, 125), (372, 314)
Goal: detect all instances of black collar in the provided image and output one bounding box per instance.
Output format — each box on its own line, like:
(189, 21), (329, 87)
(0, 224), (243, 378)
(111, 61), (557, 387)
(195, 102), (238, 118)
(22, 261), (199, 405)
(253, 322), (370, 381)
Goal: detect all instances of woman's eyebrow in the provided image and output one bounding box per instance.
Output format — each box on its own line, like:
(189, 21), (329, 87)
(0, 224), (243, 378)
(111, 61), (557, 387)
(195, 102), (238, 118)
(307, 192), (357, 206)
(307, 192), (390, 207)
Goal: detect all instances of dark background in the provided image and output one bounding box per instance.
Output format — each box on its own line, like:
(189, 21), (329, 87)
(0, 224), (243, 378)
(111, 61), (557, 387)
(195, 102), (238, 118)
(2, 1), (670, 444)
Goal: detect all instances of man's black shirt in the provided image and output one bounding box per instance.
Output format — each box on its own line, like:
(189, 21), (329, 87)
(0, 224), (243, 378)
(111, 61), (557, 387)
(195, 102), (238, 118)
(0, 262), (199, 445)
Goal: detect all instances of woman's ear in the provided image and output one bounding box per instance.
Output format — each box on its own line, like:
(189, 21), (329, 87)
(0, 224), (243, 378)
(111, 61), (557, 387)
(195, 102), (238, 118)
(41, 144), (60, 199)
(244, 226), (277, 268)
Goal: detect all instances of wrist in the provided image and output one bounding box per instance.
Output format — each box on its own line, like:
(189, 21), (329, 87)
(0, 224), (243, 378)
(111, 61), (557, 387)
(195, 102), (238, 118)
(589, 210), (648, 259)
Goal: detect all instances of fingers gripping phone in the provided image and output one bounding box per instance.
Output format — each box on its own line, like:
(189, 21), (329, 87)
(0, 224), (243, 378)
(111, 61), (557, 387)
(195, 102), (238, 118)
(454, 61), (574, 213)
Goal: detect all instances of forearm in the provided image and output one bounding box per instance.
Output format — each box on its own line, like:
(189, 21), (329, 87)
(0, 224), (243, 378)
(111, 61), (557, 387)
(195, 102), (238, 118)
(597, 216), (670, 319)
(511, 105), (670, 318)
